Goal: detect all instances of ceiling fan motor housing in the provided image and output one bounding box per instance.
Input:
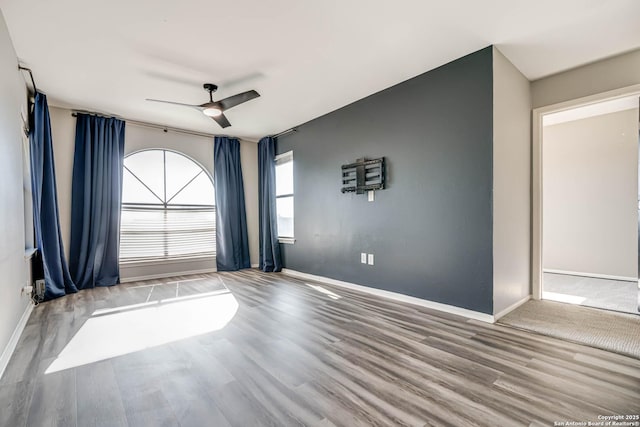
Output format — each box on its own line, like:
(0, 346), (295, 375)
(203, 83), (218, 93)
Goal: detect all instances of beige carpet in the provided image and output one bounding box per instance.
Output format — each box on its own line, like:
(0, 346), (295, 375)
(498, 300), (640, 359)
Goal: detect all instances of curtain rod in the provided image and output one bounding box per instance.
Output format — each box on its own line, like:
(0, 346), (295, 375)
(273, 128), (297, 139)
(128, 119), (217, 139)
(18, 65), (38, 93)
(71, 111), (218, 139)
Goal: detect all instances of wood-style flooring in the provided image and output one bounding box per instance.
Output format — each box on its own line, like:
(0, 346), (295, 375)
(1, 269), (639, 426)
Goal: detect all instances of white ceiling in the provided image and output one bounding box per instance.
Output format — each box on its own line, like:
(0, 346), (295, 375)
(1, 0), (639, 140)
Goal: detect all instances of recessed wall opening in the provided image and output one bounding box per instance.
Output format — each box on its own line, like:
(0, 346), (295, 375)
(538, 94), (640, 314)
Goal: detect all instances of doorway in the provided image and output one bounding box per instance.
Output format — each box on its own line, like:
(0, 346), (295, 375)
(535, 92), (640, 315)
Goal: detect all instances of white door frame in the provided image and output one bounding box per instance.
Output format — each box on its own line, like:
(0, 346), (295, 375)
(531, 84), (640, 300)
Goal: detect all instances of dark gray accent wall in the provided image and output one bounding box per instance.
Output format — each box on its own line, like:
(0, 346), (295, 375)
(277, 47), (494, 314)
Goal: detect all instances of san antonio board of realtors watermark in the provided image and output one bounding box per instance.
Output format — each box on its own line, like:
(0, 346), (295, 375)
(553, 414), (640, 426)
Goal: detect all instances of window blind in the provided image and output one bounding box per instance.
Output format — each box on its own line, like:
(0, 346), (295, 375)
(275, 151), (294, 238)
(120, 205), (216, 263)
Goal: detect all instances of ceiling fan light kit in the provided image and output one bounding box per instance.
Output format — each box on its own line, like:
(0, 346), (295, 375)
(146, 83), (260, 128)
(202, 107), (222, 117)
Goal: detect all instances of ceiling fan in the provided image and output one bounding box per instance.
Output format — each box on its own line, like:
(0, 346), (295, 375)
(146, 83), (260, 128)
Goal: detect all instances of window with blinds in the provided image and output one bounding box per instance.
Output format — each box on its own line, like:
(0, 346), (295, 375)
(275, 151), (294, 240)
(119, 149), (216, 264)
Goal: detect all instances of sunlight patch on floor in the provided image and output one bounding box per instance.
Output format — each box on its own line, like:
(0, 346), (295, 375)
(542, 291), (587, 305)
(45, 290), (238, 374)
(306, 283), (341, 300)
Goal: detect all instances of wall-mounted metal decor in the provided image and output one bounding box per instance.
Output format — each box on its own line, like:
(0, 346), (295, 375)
(341, 157), (385, 194)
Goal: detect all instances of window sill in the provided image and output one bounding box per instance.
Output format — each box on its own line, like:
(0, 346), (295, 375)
(24, 248), (38, 260)
(278, 237), (295, 245)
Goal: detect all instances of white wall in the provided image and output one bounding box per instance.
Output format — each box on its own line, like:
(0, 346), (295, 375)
(531, 49), (640, 108)
(543, 108), (638, 279)
(49, 109), (260, 280)
(0, 9), (31, 375)
(48, 107), (74, 259)
(240, 136), (259, 267)
(492, 47), (532, 315)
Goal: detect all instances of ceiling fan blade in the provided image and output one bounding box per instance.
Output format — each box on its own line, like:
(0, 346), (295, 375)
(211, 113), (231, 128)
(146, 98), (200, 109)
(217, 90), (260, 111)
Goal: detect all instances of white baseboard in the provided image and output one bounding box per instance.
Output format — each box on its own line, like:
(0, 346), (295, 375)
(543, 269), (636, 282)
(0, 301), (34, 381)
(251, 264), (259, 268)
(120, 268), (218, 283)
(281, 269), (495, 323)
(493, 295), (531, 321)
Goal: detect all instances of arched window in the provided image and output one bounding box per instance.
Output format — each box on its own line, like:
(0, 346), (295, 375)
(120, 149), (216, 263)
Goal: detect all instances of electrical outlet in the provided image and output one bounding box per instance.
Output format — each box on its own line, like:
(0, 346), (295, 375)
(21, 285), (33, 296)
(367, 254), (374, 265)
(368, 190), (375, 202)
(361, 252), (367, 264)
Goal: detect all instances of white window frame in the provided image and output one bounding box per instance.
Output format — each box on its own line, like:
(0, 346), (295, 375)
(275, 150), (295, 244)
